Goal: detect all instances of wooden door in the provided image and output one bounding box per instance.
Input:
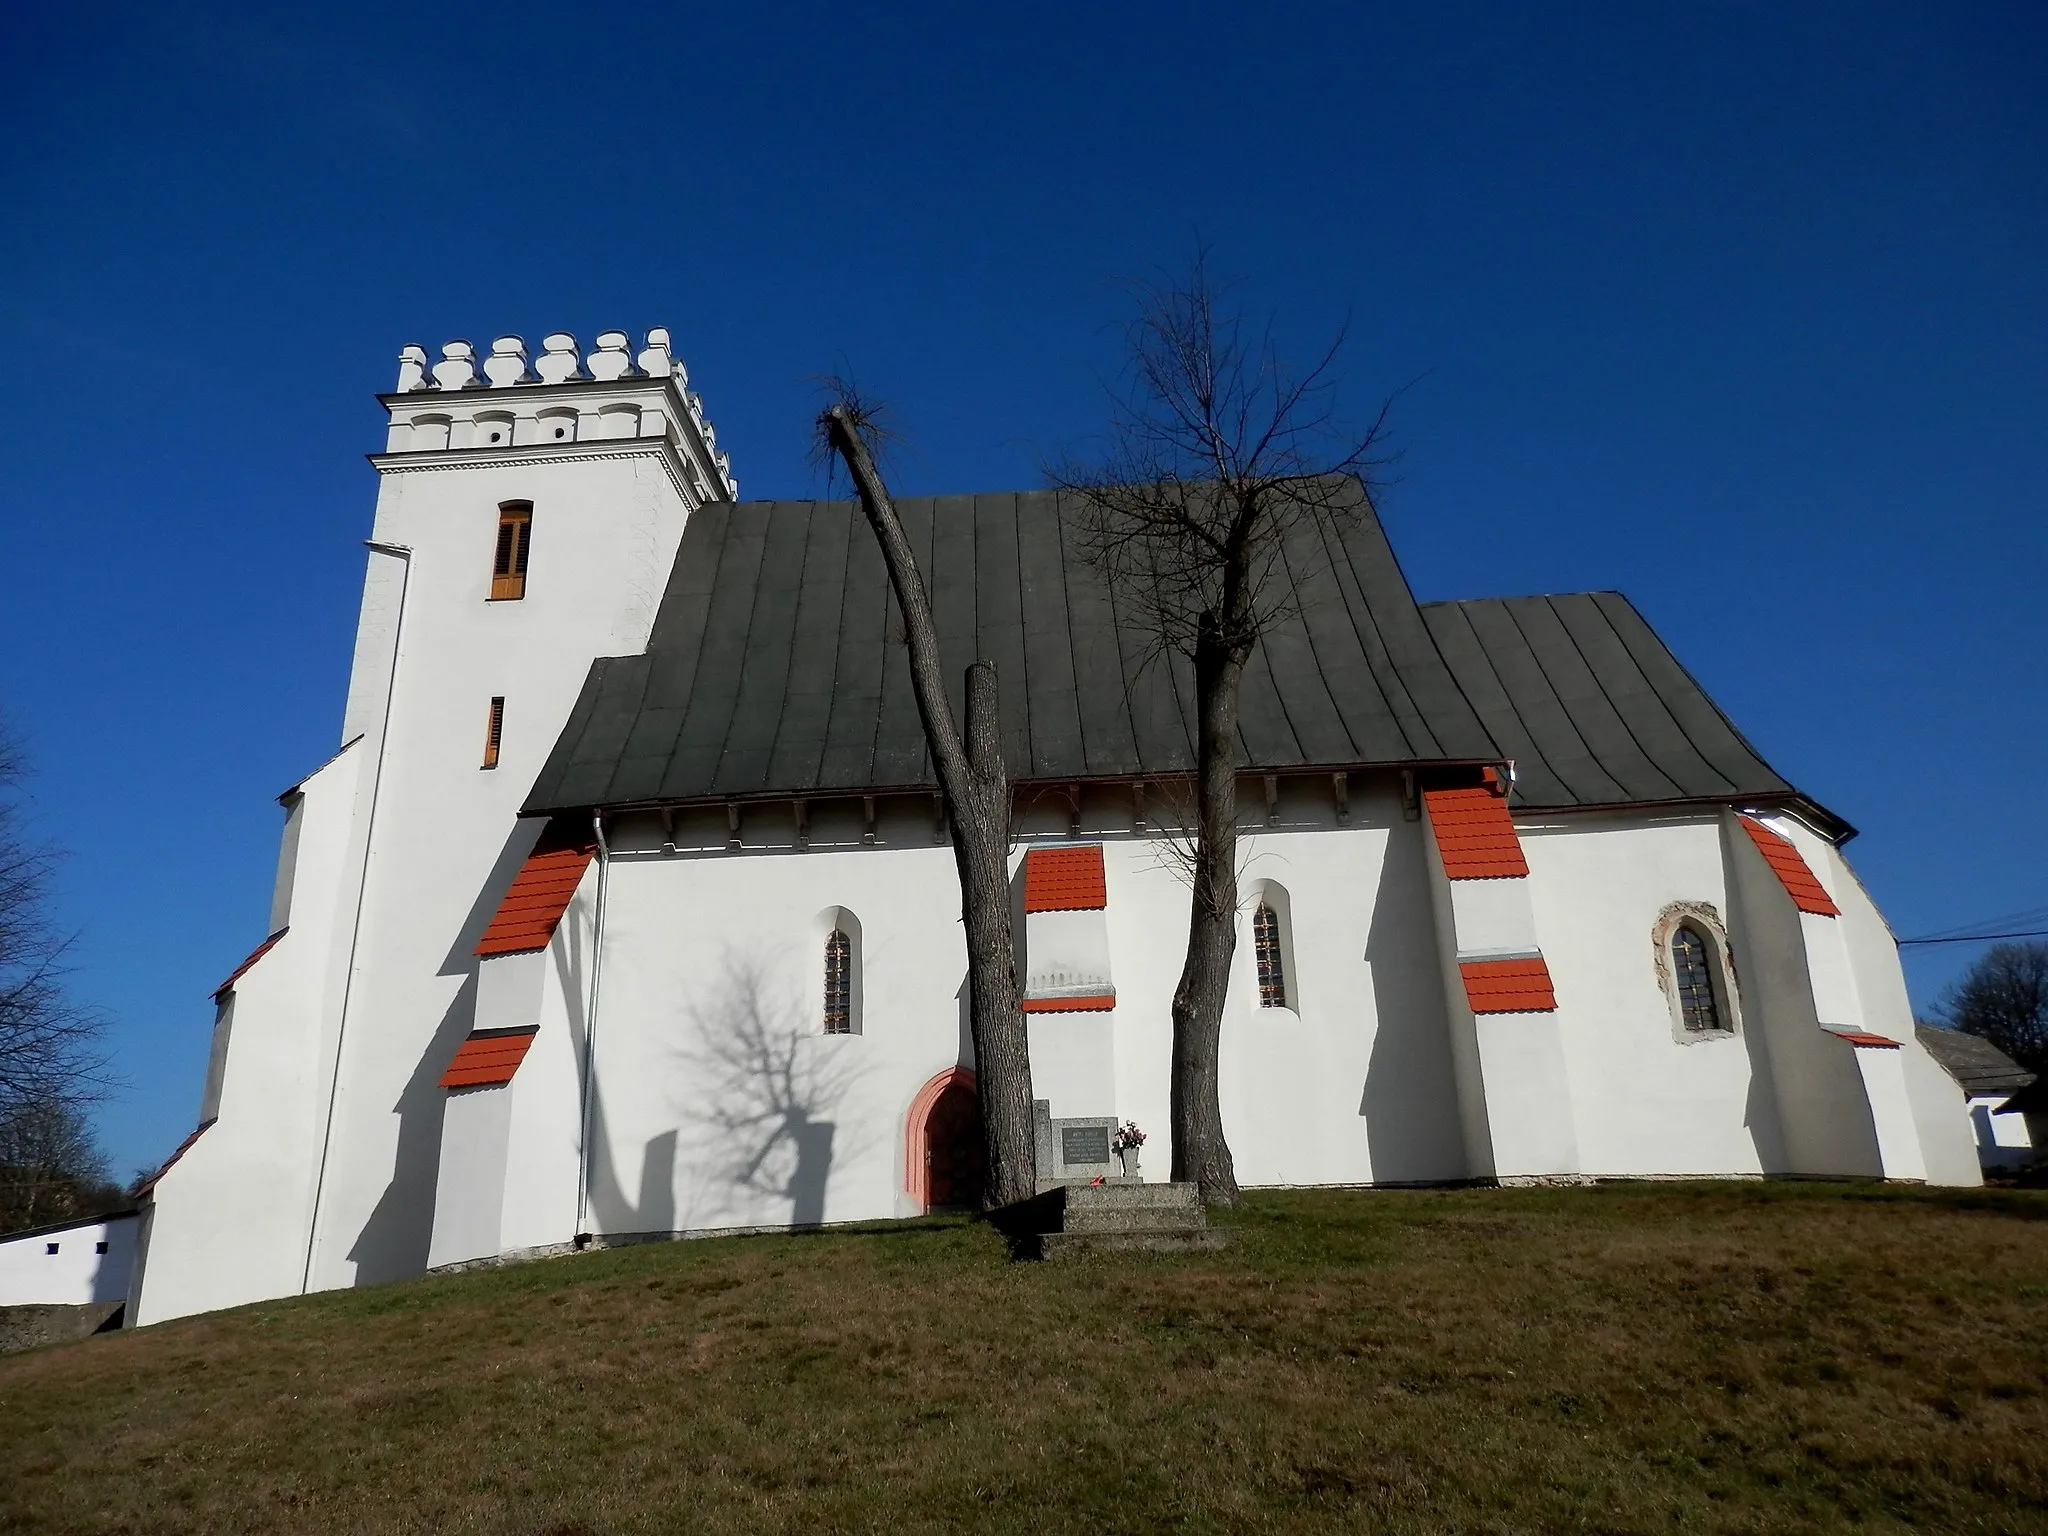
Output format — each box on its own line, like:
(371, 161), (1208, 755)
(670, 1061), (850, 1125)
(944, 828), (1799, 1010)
(923, 1084), (985, 1210)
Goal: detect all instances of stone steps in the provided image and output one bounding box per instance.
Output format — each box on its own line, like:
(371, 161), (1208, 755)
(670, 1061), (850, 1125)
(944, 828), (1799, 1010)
(1030, 1226), (1236, 1260)
(989, 1181), (1236, 1260)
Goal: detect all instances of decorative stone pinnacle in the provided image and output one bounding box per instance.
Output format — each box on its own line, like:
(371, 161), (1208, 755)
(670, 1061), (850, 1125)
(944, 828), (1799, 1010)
(483, 336), (535, 388)
(432, 340), (480, 391)
(587, 331), (633, 382)
(396, 344), (430, 393)
(535, 332), (583, 385)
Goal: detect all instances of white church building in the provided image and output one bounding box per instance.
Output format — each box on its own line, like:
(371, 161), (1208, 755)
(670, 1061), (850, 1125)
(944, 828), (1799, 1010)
(129, 327), (1983, 1325)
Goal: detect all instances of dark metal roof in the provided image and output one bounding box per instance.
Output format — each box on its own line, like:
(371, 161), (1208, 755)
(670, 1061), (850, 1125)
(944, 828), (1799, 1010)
(1418, 593), (1823, 822)
(526, 482), (1499, 812)
(526, 486), (1826, 827)
(1914, 1025), (2037, 1097)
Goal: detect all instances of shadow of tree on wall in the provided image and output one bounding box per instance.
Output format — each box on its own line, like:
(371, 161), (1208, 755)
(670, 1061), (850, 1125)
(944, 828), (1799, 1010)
(1360, 817), (1472, 1184)
(678, 951), (867, 1230)
(346, 972), (477, 1284)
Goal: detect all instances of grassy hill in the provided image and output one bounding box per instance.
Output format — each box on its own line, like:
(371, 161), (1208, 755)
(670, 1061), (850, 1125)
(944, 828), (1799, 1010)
(3, 1183), (2045, 1534)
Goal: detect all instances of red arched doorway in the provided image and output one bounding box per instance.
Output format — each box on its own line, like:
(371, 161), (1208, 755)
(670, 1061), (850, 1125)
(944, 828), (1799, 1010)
(905, 1067), (984, 1212)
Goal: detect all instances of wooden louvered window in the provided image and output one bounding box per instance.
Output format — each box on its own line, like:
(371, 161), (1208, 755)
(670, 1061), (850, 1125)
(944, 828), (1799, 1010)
(490, 502), (532, 600)
(482, 696), (504, 770)
(1671, 926), (1726, 1033)
(1253, 903), (1287, 1008)
(823, 930), (852, 1034)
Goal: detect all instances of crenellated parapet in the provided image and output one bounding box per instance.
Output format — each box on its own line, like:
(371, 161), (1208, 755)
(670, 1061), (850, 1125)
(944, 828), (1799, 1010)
(380, 328), (737, 501)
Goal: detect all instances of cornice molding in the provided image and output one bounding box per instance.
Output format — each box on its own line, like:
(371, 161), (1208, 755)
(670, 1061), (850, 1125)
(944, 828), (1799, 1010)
(375, 372), (732, 496)
(367, 435), (702, 506)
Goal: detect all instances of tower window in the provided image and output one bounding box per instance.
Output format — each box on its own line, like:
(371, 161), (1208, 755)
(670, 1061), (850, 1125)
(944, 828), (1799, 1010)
(823, 929), (852, 1034)
(1253, 903), (1287, 1008)
(482, 697), (505, 770)
(1671, 925), (1725, 1033)
(490, 502), (532, 600)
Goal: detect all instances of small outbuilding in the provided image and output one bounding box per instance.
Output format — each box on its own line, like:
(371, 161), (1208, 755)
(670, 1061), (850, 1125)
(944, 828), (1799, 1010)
(1914, 1026), (2037, 1172)
(0, 1210), (138, 1308)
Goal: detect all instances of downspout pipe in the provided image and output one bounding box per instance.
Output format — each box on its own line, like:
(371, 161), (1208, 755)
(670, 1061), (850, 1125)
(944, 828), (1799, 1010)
(573, 809), (611, 1247)
(302, 539), (412, 1294)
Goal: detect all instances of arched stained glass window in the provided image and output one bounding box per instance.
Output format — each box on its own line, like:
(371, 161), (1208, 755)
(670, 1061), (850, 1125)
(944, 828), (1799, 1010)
(1671, 925), (1725, 1033)
(1253, 903), (1287, 1009)
(823, 929), (852, 1034)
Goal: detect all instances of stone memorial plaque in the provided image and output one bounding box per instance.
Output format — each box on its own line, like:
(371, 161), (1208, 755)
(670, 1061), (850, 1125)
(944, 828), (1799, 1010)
(1060, 1125), (1111, 1167)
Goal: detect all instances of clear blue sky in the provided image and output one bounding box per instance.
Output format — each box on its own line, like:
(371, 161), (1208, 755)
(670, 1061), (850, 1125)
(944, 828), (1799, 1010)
(3, 3), (2042, 1181)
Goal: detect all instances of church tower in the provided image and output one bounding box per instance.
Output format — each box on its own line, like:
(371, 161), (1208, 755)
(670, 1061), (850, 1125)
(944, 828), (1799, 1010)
(133, 330), (735, 1323)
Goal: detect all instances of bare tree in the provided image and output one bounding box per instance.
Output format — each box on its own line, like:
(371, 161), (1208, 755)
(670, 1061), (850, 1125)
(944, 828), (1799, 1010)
(1053, 253), (1392, 1206)
(0, 718), (109, 1136)
(0, 1098), (119, 1233)
(817, 395), (1039, 1210)
(1935, 941), (2048, 1076)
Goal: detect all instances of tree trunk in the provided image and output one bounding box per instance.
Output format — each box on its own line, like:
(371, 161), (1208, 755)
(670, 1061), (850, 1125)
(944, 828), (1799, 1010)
(821, 406), (1038, 1209)
(1170, 610), (1245, 1207)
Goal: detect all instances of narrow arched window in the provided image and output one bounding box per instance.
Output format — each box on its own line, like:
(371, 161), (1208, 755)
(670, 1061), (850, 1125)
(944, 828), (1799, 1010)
(1253, 903), (1287, 1008)
(1671, 925), (1724, 1033)
(491, 501), (532, 600)
(823, 929), (852, 1034)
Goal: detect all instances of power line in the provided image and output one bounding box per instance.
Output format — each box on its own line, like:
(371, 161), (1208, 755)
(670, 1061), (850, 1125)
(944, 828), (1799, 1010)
(1907, 903), (2048, 943)
(1899, 928), (2048, 948)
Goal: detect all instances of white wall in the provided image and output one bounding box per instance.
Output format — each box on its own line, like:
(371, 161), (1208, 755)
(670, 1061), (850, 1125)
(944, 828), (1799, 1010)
(1825, 847), (1982, 1186)
(428, 1085), (513, 1268)
(134, 739), (360, 1324)
(1521, 812), (1767, 1178)
(1220, 781), (1466, 1188)
(301, 446), (696, 1294)
(1720, 812), (1885, 1178)
(473, 776), (1479, 1250)
(142, 359), (715, 1323)
(0, 1214), (137, 1307)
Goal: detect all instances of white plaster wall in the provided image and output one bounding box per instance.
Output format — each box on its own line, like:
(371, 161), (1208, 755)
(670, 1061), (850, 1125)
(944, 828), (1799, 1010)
(1970, 1097), (2037, 1170)
(1022, 908), (1114, 999)
(1025, 1013), (1116, 1120)
(1219, 783), (1467, 1188)
(1420, 806), (1497, 1180)
(1472, 1015), (1582, 1177)
(427, 1086), (513, 1268)
(476, 950), (547, 1033)
(575, 801), (970, 1236)
(1850, 1047), (1929, 1181)
(1447, 876), (1540, 958)
(0, 1215), (137, 1306)
(302, 448), (695, 1294)
(499, 871), (598, 1253)
(134, 741), (360, 1324)
(1720, 813), (1883, 1177)
(472, 778), (1474, 1246)
(1519, 813), (1767, 1177)
(1827, 849), (1982, 1187)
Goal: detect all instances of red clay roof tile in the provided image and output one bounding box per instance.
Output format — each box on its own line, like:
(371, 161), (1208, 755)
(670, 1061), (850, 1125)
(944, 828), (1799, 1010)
(439, 1028), (539, 1088)
(476, 845), (594, 956)
(1021, 995), (1116, 1013)
(1830, 1030), (1900, 1049)
(1738, 816), (1840, 917)
(1423, 785), (1530, 879)
(1023, 846), (1108, 912)
(1459, 956), (1558, 1013)
(134, 1120), (213, 1197)
(212, 928), (288, 999)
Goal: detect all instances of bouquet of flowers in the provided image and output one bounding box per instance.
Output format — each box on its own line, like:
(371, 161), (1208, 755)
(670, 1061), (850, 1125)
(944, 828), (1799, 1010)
(1111, 1121), (1146, 1155)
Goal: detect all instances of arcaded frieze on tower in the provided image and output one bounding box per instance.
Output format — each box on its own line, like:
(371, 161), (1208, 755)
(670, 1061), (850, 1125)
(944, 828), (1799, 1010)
(380, 328), (736, 500)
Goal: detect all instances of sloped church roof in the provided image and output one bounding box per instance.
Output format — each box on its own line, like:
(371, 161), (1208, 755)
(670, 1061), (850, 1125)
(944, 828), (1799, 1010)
(526, 479), (1822, 829)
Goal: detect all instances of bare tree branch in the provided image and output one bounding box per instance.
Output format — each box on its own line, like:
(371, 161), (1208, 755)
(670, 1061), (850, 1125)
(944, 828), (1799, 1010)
(1049, 251), (1396, 1206)
(816, 391), (1039, 1211)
